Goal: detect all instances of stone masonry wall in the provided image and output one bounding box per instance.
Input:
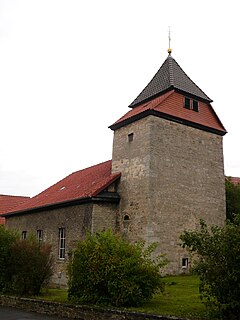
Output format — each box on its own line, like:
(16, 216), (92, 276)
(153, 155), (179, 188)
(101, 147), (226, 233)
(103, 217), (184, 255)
(5, 204), (93, 287)
(112, 117), (152, 242)
(148, 116), (226, 273)
(112, 115), (226, 274)
(0, 295), (185, 320)
(92, 202), (119, 233)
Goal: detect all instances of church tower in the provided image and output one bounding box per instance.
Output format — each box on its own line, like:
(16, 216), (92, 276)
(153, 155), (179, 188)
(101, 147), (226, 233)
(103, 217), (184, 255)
(109, 51), (227, 273)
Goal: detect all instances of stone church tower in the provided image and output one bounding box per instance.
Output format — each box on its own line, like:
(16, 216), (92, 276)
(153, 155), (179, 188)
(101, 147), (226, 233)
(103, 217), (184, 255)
(110, 52), (227, 273)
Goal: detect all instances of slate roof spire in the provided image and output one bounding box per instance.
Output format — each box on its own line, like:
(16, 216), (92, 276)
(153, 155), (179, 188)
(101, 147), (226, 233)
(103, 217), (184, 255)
(129, 55), (212, 108)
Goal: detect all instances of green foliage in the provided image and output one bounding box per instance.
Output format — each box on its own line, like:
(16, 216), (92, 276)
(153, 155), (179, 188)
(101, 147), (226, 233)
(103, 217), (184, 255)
(68, 230), (166, 307)
(9, 235), (54, 295)
(180, 217), (240, 319)
(0, 227), (53, 295)
(225, 178), (240, 221)
(0, 226), (17, 292)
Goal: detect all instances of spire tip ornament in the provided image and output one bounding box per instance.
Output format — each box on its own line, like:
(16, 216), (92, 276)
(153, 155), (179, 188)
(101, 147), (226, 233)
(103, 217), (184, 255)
(168, 26), (172, 55)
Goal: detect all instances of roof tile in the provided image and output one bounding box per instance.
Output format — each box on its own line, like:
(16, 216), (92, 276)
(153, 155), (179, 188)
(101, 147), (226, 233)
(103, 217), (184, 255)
(129, 55), (212, 108)
(4, 160), (120, 215)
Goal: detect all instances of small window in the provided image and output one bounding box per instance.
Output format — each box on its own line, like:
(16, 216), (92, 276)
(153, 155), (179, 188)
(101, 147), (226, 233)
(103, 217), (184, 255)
(58, 228), (66, 260)
(128, 133), (134, 142)
(37, 229), (43, 242)
(182, 258), (189, 268)
(22, 231), (27, 240)
(123, 214), (130, 230)
(192, 100), (199, 112)
(184, 97), (191, 109)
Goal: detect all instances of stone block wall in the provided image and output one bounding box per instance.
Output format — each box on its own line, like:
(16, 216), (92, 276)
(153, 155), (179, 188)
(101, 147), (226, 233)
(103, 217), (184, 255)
(6, 204), (93, 286)
(112, 114), (226, 274)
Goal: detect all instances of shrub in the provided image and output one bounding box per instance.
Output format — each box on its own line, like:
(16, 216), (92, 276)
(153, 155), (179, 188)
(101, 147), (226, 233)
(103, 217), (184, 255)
(68, 230), (166, 307)
(0, 226), (17, 292)
(9, 235), (54, 295)
(0, 227), (53, 295)
(180, 217), (240, 320)
(226, 178), (240, 221)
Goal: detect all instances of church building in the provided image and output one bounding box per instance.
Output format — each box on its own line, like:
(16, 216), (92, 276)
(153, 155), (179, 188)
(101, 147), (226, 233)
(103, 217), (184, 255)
(3, 50), (227, 286)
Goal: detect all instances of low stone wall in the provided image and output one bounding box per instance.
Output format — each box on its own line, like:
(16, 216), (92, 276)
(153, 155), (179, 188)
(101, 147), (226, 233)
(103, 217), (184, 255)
(0, 295), (186, 320)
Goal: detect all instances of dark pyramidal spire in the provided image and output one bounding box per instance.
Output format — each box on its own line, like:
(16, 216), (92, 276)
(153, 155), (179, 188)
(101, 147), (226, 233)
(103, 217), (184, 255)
(129, 53), (212, 108)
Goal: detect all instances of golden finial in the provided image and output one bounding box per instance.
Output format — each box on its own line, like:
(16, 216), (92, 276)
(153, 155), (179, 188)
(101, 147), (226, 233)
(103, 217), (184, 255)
(168, 26), (172, 55)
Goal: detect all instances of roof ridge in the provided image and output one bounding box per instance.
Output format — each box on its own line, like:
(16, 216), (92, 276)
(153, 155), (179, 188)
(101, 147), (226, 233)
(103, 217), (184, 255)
(129, 55), (212, 108)
(168, 55), (174, 86)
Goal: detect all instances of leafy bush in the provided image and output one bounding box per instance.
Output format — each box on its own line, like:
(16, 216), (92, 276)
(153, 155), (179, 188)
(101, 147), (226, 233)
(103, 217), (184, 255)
(68, 230), (166, 307)
(180, 217), (240, 320)
(0, 226), (17, 292)
(0, 227), (53, 295)
(226, 178), (240, 221)
(9, 235), (54, 295)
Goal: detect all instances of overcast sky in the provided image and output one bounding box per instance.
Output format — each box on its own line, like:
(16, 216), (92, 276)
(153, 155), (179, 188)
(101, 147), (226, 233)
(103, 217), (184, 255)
(0, 0), (239, 197)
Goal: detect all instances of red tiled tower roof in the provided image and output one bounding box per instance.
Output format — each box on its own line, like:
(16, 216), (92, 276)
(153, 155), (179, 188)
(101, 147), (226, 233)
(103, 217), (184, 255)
(3, 160), (121, 217)
(110, 54), (226, 136)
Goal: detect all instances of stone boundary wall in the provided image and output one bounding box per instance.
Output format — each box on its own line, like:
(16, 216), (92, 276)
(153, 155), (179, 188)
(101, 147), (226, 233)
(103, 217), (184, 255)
(0, 295), (187, 320)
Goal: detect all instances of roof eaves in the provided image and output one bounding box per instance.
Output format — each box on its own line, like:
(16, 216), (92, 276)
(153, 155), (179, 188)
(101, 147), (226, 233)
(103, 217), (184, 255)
(2, 192), (121, 218)
(128, 86), (174, 109)
(174, 88), (213, 103)
(109, 108), (227, 136)
(92, 173), (121, 197)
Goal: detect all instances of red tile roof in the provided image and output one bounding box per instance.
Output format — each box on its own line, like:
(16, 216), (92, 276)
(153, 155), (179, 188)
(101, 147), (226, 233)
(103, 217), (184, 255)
(3, 160), (120, 216)
(111, 90), (226, 135)
(0, 195), (30, 224)
(227, 177), (240, 185)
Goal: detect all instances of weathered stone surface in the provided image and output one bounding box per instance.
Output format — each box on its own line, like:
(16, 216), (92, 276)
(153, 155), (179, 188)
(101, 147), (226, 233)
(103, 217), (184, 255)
(0, 295), (186, 320)
(5, 202), (118, 286)
(112, 115), (226, 274)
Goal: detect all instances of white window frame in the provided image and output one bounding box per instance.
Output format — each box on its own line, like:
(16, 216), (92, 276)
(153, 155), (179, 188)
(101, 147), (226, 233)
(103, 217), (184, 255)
(37, 229), (43, 242)
(58, 228), (66, 259)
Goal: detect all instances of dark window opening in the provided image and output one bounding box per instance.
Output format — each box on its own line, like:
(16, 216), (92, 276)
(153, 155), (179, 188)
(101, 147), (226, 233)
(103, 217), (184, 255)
(37, 229), (43, 242)
(192, 100), (199, 112)
(123, 214), (130, 230)
(22, 231), (27, 240)
(182, 258), (189, 268)
(58, 228), (66, 259)
(184, 97), (191, 109)
(184, 97), (199, 112)
(128, 133), (134, 142)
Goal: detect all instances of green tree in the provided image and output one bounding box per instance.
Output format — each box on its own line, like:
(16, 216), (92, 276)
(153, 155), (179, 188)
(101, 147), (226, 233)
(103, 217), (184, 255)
(180, 217), (240, 320)
(68, 230), (166, 307)
(225, 178), (240, 221)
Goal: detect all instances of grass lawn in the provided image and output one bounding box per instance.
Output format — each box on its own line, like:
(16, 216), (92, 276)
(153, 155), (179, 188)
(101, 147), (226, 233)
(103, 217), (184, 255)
(129, 275), (210, 319)
(39, 275), (212, 319)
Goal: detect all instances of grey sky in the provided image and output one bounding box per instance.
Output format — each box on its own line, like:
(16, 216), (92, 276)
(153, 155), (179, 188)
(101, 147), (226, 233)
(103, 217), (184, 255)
(0, 0), (239, 196)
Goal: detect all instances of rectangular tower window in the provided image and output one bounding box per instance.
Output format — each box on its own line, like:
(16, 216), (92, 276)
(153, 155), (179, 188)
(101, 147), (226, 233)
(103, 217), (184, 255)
(192, 100), (199, 112)
(128, 133), (134, 142)
(22, 231), (27, 240)
(37, 229), (43, 242)
(182, 258), (189, 268)
(184, 97), (191, 109)
(58, 228), (66, 259)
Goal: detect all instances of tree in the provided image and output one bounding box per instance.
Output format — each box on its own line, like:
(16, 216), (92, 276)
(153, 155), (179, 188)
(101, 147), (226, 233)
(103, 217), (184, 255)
(68, 230), (166, 307)
(225, 178), (240, 221)
(180, 217), (240, 320)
